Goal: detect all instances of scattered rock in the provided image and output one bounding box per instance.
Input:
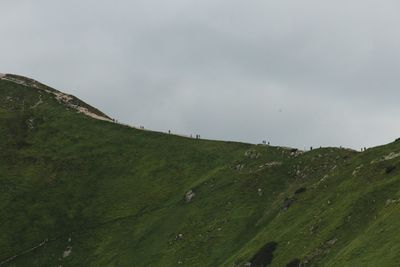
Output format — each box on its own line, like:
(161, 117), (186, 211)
(257, 188), (263, 196)
(289, 149), (304, 157)
(244, 150), (261, 159)
(303, 238), (338, 264)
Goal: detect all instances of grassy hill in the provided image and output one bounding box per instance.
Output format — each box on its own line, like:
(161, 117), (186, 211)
(1, 74), (400, 267)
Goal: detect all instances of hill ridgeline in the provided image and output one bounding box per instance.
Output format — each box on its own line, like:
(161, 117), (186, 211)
(1, 74), (400, 267)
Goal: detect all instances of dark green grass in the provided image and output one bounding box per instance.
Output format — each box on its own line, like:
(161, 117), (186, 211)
(2, 78), (400, 266)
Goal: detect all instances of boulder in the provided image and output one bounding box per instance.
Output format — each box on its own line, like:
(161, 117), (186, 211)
(185, 190), (195, 202)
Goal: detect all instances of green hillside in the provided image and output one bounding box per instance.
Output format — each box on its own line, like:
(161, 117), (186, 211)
(1, 74), (400, 267)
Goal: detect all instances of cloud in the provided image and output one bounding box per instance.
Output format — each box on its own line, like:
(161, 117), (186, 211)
(1, 0), (400, 149)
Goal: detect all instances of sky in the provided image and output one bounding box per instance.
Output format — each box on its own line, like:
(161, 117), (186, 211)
(1, 0), (400, 150)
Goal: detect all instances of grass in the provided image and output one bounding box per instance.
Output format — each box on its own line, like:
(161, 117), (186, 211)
(1, 76), (400, 266)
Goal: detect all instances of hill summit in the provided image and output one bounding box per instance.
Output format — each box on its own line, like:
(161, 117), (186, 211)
(1, 74), (400, 266)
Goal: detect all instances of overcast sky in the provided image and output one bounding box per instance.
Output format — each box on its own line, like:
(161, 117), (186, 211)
(2, 0), (400, 149)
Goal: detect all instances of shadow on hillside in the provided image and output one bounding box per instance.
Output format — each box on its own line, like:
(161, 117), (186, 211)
(250, 241), (278, 267)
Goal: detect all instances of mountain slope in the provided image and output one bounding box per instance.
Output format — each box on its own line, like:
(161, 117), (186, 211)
(1, 74), (400, 267)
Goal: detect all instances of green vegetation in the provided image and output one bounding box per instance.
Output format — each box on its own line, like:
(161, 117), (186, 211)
(1, 75), (400, 266)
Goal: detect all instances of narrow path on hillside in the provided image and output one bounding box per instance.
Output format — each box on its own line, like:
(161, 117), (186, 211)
(0, 200), (179, 266)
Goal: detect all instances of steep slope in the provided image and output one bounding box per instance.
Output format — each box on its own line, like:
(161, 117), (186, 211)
(1, 75), (400, 267)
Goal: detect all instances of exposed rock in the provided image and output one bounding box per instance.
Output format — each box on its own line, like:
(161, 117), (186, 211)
(383, 152), (400, 161)
(27, 118), (34, 129)
(371, 152), (400, 164)
(352, 165), (363, 176)
(265, 161), (282, 168)
(62, 246), (72, 258)
(236, 164), (245, 171)
(1, 74), (113, 122)
(313, 175), (329, 188)
(386, 199), (400, 206)
(327, 238), (338, 246)
(31, 95), (43, 109)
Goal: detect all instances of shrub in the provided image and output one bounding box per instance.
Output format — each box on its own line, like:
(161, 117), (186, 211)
(294, 187), (307, 195)
(286, 258), (301, 267)
(385, 165), (396, 174)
